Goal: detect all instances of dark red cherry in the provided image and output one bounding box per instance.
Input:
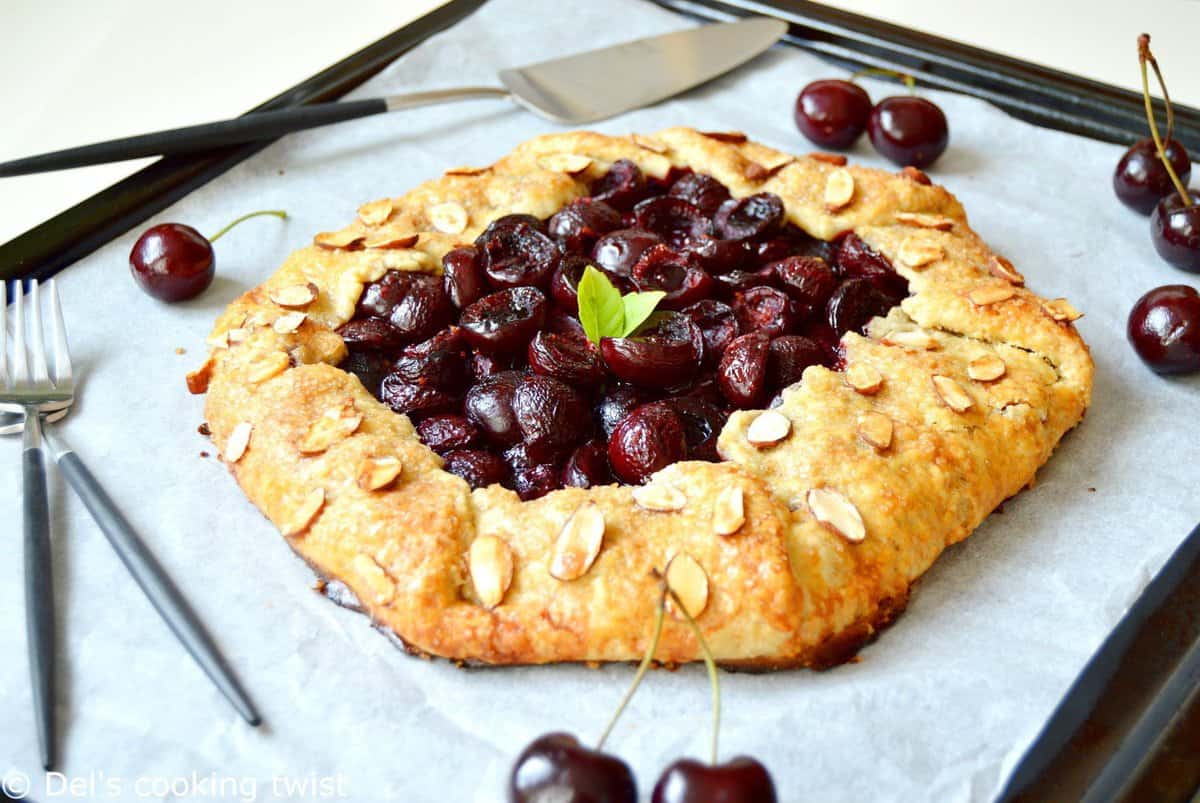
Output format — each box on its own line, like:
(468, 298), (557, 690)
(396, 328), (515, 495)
(477, 218), (560, 289)
(442, 246), (488, 309)
(512, 461), (563, 500)
(600, 312), (703, 388)
(357, 271), (453, 345)
(548, 255), (593, 311)
(631, 246), (716, 310)
(683, 237), (752, 275)
(666, 396), (728, 461)
(379, 375), (458, 416)
(591, 159), (650, 211)
(416, 414), (480, 452)
(459, 287), (547, 354)
(592, 228), (664, 279)
(129, 223), (213, 302)
(650, 757), (777, 803)
(718, 332), (771, 408)
(734, 286), (796, 337)
(528, 330), (606, 387)
(547, 305), (589, 338)
(1127, 284), (1200, 374)
(768, 335), (824, 389)
(390, 328), (470, 394)
(512, 374), (593, 462)
(596, 385), (655, 440)
(713, 266), (778, 297)
(834, 233), (896, 279)
(336, 317), (405, 352)
(464, 370), (524, 447)
(713, 193), (785, 241)
(826, 277), (894, 335)
(794, 79), (873, 150)
(1113, 138), (1193, 215)
(632, 196), (713, 247)
(471, 350), (517, 380)
(509, 732), (637, 803)
(668, 172), (732, 217)
(548, 198), (623, 253)
(684, 299), (740, 366)
(772, 255), (838, 316)
(442, 449), (509, 490)
(607, 402), (689, 484)
(562, 440), (613, 488)
(338, 350), (391, 398)
(1151, 194), (1200, 273)
(867, 95), (949, 168)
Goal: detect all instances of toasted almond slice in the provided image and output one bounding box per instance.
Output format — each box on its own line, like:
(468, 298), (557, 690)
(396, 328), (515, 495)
(298, 405), (363, 454)
(968, 285), (1016, 306)
(357, 455), (403, 491)
(550, 502), (605, 581)
(844, 363), (884, 395)
(895, 212), (954, 231)
(746, 410), (792, 447)
(224, 422), (253, 463)
(272, 311), (307, 334)
(743, 161), (770, 182)
(632, 133), (669, 153)
(226, 327), (250, 344)
(537, 153), (593, 174)
(823, 168), (855, 212)
(446, 165), (490, 176)
(808, 151), (848, 166)
(807, 488), (866, 543)
(933, 374), (973, 412)
(469, 535), (515, 608)
(429, 201), (469, 234)
(632, 483), (687, 512)
(967, 354), (1007, 382)
(206, 331), (231, 349)
(882, 329), (939, 350)
(857, 412), (893, 451)
(665, 552), (709, 619)
(897, 238), (944, 269)
(186, 358), (215, 394)
(282, 488), (325, 537)
(700, 130), (748, 144)
(363, 233), (419, 250)
(358, 198), (393, 227)
(899, 165), (932, 185)
(247, 351), (290, 383)
(712, 486), (745, 536)
(1043, 298), (1083, 323)
(314, 230), (365, 250)
(270, 282), (319, 309)
(350, 553), (396, 605)
(988, 254), (1025, 285)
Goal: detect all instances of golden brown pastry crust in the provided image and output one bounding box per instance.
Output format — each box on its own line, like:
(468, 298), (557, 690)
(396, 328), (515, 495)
(189, 128), (1093, 667)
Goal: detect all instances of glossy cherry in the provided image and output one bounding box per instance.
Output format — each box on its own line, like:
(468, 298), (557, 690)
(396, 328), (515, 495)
(651, 757), (778, 803)
(1127, 284), (1200, 374)
(477, 217), (560, 289)
(1151, 193), (1200, 273)
(684, 299), (740, 366)
(509, 733), (637, 803)
(592, 228), (664, 279)
(562, 440), (613, 488)
(717, 332), (771, 407)
(794, 79), (872, 150)
(600, 312), (703, 388)
(528, 330), (606, 387)
(459, 287), (547, 354)
(631, 246), (715, 309)
(464, 370), (524, 447)
(442, 246), (488, 309)
(867, 95), (949, 168)
(826, 277), (893, 335)
(596, 385), (654, 440)
(416, 414), (479, 453)
(713, 193), (784, 241)
(769, 334), (825, 387)
(512, 374), (592, 462)
(358, 270), (453, 345)
(733, 286), (796, 338)
(632, 196), (713, 247)
(442, 449), (509, 490)
(607, 401), (689, 484)
(549, 198), (623, 253)
(1113, 138), (1192, 215)
(668, 172), (731, 217)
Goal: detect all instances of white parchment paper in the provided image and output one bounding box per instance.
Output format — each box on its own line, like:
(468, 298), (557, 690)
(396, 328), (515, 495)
(3, 1), (1199, 800)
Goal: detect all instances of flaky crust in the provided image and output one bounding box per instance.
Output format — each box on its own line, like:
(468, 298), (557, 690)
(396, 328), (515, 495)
(189, 129), (1092, 667)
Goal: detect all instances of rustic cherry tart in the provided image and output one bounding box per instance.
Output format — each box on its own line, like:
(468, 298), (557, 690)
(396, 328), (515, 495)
(188, 128), (1093, 668)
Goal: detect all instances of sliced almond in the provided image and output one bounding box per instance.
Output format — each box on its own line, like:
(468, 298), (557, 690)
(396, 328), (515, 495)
(823, 168), (855, 212)
(857, 412), (893, 451)
(844, 363), (884, 395)
(882, 329), (939, 351)
(298, 405), (362, 454)
(206, 330), (231, 349)
(272, 311), (307, 334)
(350, 553), (396, 605)
(446, 165), (490, 176)
(469, 535), (515, 609)
(364, 233), (419, 250)
(550, 502), (605, 581)
(968, 285), (1016, 306)
(270, 282), (319, 309)
(932, 374), (973, 412)
(700, 130), (747, 144)
(895, 212), (954, 231)
(632, 133), (669, 153)
(314, 230), (365, 250)
(357, 198), (393, 227)
(632, 483), (687, 512)
(247, 351), (290, 383)
(537, 153), (593, 174)
(743, 161), (770, 182)
(746, 410), (791, 447)
(808, 151), (848, 166)
(988, 254), (1025, 286)
(712, 486), (745, 536)
(899, 166), (932, 185)
(807, 488), (866, 543)
(967, 354), (1007, 382)
(282, 488), (325, 537)
(428, 201), (469, 234)
(897, 238), (944, 270)
(357, 455), (403, 491)
(226, 327), (251, 344)
(665, 552), (709, 619)
(1043, 298), (1083, 323)
(224, 422), (253, 463)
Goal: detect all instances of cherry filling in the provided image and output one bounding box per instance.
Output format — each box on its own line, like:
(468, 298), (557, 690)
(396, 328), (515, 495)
(337, 162), (908, 498)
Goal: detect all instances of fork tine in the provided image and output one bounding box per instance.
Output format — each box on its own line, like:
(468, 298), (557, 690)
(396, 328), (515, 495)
(48, 280), (71, 389)
(29, 279), (51, 387)
(1, 281), (7, 388)
(12, 280), (29, 386)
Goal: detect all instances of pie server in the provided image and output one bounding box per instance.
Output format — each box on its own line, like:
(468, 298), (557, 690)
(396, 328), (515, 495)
(0, 17), (786, 177)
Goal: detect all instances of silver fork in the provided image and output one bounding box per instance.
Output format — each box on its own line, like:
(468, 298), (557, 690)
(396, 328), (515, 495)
(4, 280), (260, 770)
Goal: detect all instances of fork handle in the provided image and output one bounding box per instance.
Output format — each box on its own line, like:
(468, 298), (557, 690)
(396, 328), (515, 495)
(52, 447), (261, 726)
(23, 414), (56, 770)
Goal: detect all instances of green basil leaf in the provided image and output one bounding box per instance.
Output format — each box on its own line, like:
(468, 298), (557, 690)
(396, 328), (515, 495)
(577, 265), (624, 344)
(620, 291), (667, 337)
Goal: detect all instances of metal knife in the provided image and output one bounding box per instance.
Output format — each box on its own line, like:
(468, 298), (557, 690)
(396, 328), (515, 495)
(0, 17), (786, 177)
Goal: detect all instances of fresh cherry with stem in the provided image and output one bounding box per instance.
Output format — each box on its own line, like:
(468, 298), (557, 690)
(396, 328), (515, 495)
(863, 70), (949, 169)
(793, 78), (873, 150)
(129, 209), (287, 302)
(1138, 35), (1200, 273)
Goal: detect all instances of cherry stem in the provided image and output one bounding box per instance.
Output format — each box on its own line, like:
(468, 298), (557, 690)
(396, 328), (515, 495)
(1138, 34), (1191, 208)
(665, 586), (721, 766)
(595, 584), (668, 751)
(209, 209), (288, 244)
(851, 67), (917, 93)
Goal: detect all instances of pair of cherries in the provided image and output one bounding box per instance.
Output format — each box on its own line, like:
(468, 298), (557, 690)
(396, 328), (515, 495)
(794, 76), (948, 168)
